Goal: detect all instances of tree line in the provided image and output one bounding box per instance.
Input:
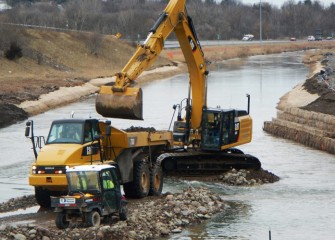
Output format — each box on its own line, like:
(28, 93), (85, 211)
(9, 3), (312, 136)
(1, 0), (335, 41)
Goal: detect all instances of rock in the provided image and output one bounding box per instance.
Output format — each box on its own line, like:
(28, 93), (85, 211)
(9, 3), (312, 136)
(197, 206), (208, 214)
(181, 219), (190, 225)
(174, 219), (183, 226)
(164, 211), (172, 218)
(160, 227), (170, 235)
(14, 233), (26, 240)
(181, 210), (190, 216)
(191, 201), (201, 207)
(128, 231), (137, 238)
(28, 229), (37, 235)
(173, 207), (181, 214)
(166, 194), (174, 201)
(171, 228), (182, 233)
(96, 230), (104, 239)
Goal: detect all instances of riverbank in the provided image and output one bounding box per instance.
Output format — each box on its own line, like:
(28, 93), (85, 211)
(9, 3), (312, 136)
(1, 29), (335, 128)
(263, 50), (335, 154)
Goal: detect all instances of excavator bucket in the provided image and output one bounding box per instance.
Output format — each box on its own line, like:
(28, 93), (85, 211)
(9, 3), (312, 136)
(96, 86), (143, 120)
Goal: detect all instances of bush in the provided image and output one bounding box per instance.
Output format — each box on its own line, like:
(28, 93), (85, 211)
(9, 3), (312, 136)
(4, 42), (23, 60)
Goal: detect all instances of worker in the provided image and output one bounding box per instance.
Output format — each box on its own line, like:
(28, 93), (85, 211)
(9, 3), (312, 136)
(84, 123), (92, 142)
(76, 175), (87, 191)
(68, 125), (81, 142)
(102, 172), (114, 190)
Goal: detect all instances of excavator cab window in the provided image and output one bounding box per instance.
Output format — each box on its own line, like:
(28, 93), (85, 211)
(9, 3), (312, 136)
(201, 109), (237, 151)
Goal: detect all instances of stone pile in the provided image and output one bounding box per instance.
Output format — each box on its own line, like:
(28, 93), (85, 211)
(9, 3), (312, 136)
(0, 195), (36, 213)
(0, 187), (225, 240)
(217, 168), (280, 186)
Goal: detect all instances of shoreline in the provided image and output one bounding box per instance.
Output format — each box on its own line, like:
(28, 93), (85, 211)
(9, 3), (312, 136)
(263, 51), (335, 154)
(19, 64), (183, 116)
(1, 41), (335, 128)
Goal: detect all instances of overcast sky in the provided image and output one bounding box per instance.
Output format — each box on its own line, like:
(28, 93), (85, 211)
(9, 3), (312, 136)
(240, 0), (334, 8)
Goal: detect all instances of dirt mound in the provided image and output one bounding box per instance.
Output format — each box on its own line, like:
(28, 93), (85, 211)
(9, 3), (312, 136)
(0, 195), (36, 213)
(0, 103), (28, 128)
(302, 53), (335, 116)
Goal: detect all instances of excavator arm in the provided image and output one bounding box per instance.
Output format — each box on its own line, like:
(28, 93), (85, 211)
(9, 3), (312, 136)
(96, 0), (207, 129)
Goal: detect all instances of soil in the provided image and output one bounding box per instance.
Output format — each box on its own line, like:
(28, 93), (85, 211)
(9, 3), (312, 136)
(0, 103), (28, 128)
(302, 52), (335, 115)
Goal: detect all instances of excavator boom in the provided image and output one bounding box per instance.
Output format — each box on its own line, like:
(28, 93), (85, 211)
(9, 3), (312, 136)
(95, 0), (206, 123)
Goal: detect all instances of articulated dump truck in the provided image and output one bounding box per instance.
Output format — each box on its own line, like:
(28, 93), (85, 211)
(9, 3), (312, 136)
(26, 119), (172, 207)
(26, 0), (261, 207)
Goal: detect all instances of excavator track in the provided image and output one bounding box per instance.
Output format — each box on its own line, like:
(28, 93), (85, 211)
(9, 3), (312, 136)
(157, 148), (261, 175)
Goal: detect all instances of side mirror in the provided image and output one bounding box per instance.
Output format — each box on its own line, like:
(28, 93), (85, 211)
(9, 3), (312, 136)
(25, 121), (32, 137)
(106, 126), (112, 136)
(25, 126), (30, 137)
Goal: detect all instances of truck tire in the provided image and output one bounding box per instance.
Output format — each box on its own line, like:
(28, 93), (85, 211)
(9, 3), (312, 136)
(55, 212), (69, 229)
(35, 187), (51, 208)
(123, 160), (150, 198)
(85, 210), (101, 227)
(149, 164), (163, 196)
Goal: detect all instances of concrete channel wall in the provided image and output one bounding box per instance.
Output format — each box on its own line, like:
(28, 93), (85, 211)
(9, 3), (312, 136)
(263, 107), (335, 154)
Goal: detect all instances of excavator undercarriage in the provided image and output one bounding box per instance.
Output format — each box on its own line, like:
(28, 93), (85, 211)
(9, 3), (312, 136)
(158, 148), (261, 175)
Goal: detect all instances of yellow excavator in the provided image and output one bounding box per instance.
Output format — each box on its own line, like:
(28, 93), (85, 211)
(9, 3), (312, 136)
(96, 0), (261, 174)
(27, 0), (260, 208)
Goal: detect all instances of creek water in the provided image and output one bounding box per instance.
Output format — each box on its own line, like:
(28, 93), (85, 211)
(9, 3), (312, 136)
(1, 51), (334, 239)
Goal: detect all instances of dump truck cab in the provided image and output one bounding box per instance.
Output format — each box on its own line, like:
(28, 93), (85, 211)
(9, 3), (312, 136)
(27, 119), (104, 207)
(51, 164), (127, 229)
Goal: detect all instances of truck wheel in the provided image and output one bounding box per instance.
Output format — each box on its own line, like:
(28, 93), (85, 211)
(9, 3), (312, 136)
(85, 210), (101, 227)
(149, 164), (163, 196)
(55, 212), (69, 229)
(35, 187), (51, 208)
(124, 160), (150, 198)
(119, 205), (128, 221)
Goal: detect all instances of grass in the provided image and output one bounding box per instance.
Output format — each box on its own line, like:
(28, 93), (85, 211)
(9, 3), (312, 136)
(0, 28), (172, 99)
(166, 41), (335, 62)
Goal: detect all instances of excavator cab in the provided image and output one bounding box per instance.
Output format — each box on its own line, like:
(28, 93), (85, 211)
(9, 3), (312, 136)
(201, 109), (238, 151)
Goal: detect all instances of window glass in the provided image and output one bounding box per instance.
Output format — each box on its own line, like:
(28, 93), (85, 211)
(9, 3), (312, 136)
(47, 123), (83, 144)
(102, 170), (114, 190)
(68, 171), (99, 192)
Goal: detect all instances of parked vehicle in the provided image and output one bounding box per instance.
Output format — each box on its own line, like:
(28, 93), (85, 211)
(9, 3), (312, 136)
(315, 29), (323, 41)
(242, 34), (254, 41)
(307, 36), (315, 41)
